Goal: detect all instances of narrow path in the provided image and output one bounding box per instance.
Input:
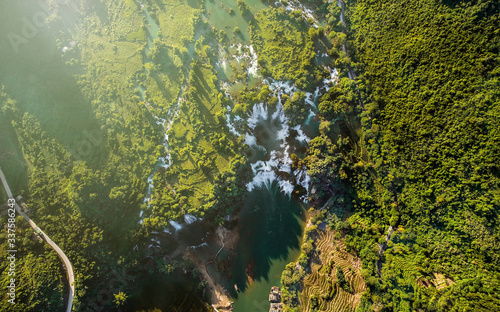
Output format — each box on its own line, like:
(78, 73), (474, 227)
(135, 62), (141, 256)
(0, 167), (74, 312)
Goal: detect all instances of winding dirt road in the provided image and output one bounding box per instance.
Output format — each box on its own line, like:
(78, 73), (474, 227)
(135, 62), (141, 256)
(0, 167), (74, 312)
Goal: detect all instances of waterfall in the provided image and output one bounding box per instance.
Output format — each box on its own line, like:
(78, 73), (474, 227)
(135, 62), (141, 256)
(304, 92), (317, 108)
(292, 125), (311, 143)
(244, 133), (258, 147)
(246, 170), (277, 192)
(146, 175), (154, 195)
(216, 39), (340, 202)
(226, 114), (242, 136)
(247, 45), (260, 77)
(247, 102), (269, 129)
(158, 157), (170, 169)
(276, 0), (320, 27)
(187, 242), (208, 250)
(323, 67), (339, 89)
(294, 169), (311, 193)
(169, 220), (183, 231)
(184, 214), (199, 224)
(278, 179), (295, 197)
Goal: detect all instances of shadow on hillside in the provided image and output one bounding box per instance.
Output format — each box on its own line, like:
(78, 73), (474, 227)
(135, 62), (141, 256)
(0, 1), (109, 171)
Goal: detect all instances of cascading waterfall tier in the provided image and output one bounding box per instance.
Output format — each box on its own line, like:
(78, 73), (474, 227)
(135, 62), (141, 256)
(223, 68), (339, 201)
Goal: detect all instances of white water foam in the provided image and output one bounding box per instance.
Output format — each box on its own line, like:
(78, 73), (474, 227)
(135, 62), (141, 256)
(292, 125), (311, 143)
(169, 220), (183, 231)
(279, 179), (295, 197)
(294, 169), (311, 194)
(226, 114), (242, 136)
(244, 101), (294, 195)
(277, 0), (320, 27)
(244, 133), (258, 147)
(266, 79), (298, 98)
(184, 214), (199, 224)
(243, 88), (314, 199)
(247, 45), (260, 77)
(247, 102), (269, 129)
(304, 92), (316, 108)
(323, 67), (339, 88)
(158, 156), (170, 169)
(246, 169), (277, 192)
(187, 242), (208, 250)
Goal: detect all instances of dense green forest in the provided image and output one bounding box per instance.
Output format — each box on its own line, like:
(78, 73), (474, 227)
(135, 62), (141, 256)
(289, 0), (500, 311)
(1, 0), (499, 311)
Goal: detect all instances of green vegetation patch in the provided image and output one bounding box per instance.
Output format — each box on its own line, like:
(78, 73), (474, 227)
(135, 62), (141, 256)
(147, 40), (244, 224)
(251, 8), (317, 89)
(146, 0), (203, 47)
(301, 0), (500, 311)
(144, 40), (185, 113)
(126, 26), (146, 42)
(0, 0), (168, 310)
(281, 212), (366, 312)
(205, 0), (267, 41)
(299, 231), (366, 312)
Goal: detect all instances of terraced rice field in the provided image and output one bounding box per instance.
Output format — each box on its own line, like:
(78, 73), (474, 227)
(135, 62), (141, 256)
(299, 230), (366, 312)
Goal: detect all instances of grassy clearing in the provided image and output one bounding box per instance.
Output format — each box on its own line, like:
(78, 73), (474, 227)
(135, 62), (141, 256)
(126, 26), (146, 41)
(147, 0), (203, 47)
(168, 62), (231, 207)
(150, 43), (238, 221)
(146, 43), (185, 108)
(83, 33), (143, 77)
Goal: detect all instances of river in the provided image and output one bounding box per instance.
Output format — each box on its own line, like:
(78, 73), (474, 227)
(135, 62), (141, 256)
(229, 182), (305, 312)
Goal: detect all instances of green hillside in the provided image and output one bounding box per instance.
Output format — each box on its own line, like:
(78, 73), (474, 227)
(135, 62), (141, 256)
(302, 0), (500, 311)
